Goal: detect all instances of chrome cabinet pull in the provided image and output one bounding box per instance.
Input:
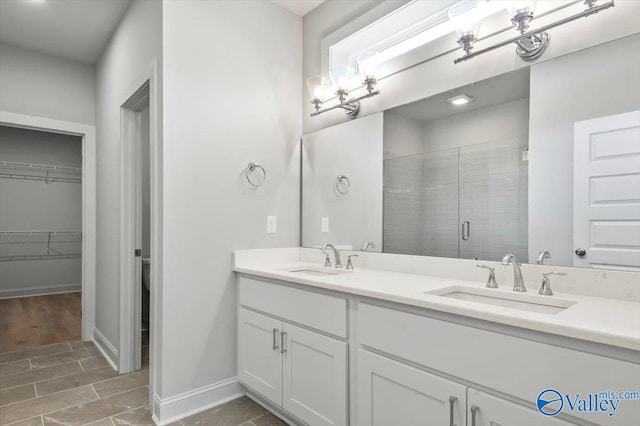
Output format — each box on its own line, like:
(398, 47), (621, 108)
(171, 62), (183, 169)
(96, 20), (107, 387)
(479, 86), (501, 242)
(280, 331), (287, 353)
(471, 405), (479, 426)
(272, 328), (279, 351)
(448, 396), (457, 426)
(462, 221), (470, 241)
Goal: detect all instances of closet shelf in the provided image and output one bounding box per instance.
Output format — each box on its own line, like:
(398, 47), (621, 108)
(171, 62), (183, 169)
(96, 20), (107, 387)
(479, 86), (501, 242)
(0, 161), (82, 184)
(0, 231), (82, 261)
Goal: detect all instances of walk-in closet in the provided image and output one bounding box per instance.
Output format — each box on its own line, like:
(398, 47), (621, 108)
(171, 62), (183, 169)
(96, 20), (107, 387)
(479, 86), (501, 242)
(0, 125), (82, 353)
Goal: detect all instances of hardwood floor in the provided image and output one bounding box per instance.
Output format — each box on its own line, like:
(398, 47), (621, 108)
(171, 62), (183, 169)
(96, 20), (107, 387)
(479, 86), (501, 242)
(0, 292), (81, 353)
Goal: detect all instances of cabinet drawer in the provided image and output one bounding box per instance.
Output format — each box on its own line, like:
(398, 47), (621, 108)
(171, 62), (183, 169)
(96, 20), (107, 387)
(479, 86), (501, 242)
(238, 276), (348, 338)
(358, 303), (640, 426)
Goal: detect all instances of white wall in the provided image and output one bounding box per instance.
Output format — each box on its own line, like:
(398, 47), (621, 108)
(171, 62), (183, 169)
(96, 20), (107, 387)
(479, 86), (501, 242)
(160, 0), (301, 416)
(383, 111), (423, 159)
(0, 126), (82, 297)
(422, 99), (529, 152)
(302, 113), (383, 250)
(529, 34), (640, 266)
(0, 43), (95, 125)
(94, 0), (161, 360)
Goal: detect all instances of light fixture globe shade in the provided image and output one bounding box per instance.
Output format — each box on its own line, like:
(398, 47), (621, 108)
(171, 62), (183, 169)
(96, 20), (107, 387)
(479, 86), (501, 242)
(330, 64), (357, 90)
(448, 0), (486, 39)
(356, 51), (379, 79)
(507, 0), (538, 17)
(306, 76), (332, 101)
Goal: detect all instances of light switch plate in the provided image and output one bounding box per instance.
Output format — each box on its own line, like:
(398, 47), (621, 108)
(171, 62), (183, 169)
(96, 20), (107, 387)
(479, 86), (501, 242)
(321, 217), (329, 233)
(267, 216), (277, 234)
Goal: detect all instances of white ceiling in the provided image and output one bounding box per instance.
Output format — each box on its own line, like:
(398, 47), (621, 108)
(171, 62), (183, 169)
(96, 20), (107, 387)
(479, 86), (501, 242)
(271, 0), (325, 17)
(392, 68), (531, 123)
(0, 0), (133, 64)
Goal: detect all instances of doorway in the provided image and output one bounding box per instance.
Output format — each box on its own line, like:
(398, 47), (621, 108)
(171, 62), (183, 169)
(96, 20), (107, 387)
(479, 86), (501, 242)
(0, 110), (97, 353)
(120, 82), (151, 373)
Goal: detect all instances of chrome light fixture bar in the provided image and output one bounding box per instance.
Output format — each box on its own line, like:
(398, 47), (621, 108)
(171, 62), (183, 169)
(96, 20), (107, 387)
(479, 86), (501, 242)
(308, 51), (381, 119)
(310, 84), (380, 119)
(453, 0), (615, 64)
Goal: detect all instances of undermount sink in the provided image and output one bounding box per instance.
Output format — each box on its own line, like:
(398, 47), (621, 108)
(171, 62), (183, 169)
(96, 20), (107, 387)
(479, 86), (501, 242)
(287, 266), (352, 277)
(427, 286), (576, 315)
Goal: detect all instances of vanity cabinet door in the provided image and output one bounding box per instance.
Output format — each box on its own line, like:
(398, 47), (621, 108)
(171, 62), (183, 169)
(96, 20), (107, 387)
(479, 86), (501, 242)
(467, 388), (579, 426)
(356, 349), (466, 426)
(238, 308), (283, 406)
(282, 322), (348, 426)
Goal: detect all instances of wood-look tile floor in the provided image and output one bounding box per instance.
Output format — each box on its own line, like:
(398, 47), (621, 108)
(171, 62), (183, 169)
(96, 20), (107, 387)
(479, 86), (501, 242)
(0, 293), (82, 353)
(0, 340), (286, 426)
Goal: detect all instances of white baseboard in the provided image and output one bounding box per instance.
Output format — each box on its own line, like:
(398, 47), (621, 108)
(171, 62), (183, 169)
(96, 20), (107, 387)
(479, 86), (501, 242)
(245, 387), (300, 425)
(0, 284), (81, 299)
(152, 377), (243, 425)
(93, 327), (118, 371)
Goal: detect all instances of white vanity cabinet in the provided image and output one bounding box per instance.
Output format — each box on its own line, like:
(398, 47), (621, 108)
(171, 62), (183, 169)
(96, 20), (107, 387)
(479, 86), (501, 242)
(356, 349), (466, 426)
(238, 308), (284, 405)
(467, 388), (577, 426)
(238, 276), (349, 426)
(237, 274), (640, 426)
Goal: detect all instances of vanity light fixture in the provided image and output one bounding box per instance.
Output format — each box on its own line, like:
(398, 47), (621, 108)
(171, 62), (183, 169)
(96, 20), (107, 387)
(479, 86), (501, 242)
(307, 51), (381, 119)
(447, 94), (474, 106)
(452, 0), (615, 64)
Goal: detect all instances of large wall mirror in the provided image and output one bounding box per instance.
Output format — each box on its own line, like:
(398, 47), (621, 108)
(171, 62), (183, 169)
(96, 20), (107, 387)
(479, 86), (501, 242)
(302, 34), (640, 269)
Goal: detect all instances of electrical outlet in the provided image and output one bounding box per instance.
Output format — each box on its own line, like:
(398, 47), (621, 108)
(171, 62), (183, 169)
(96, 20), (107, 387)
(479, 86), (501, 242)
(267, 216), (277, 234)
(321, 217), (329, 233)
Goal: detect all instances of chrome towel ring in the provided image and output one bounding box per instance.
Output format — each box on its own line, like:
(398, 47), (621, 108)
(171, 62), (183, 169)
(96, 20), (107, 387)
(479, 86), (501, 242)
(246, 162), (266, 187)
(336, 174), (350, 195)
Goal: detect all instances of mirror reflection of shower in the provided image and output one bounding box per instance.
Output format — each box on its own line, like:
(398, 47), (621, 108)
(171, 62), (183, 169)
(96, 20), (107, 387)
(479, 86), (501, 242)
(383, 69), (530, 263)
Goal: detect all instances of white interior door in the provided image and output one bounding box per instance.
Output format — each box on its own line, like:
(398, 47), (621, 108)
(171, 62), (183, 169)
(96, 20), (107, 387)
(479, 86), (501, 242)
(573, 110), (640, 270)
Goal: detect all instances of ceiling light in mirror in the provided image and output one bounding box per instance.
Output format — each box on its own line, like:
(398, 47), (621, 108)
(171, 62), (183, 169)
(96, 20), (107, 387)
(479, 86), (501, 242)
(447, 94), (475, 106)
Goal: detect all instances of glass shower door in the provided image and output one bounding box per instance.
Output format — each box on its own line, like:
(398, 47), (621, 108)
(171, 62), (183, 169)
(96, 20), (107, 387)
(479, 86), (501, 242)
(458, 137), (529, 262)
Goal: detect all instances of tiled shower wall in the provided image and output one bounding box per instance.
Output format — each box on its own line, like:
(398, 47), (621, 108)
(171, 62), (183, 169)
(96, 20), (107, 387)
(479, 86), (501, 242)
(383, 155), (423, 255)
(384, 138), (528, 262)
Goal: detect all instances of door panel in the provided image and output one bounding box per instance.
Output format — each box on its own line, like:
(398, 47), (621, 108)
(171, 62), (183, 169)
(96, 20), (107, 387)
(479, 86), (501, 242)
(238, 308), (283, 405)
(356, 349), (466, 426)
(574, 110), (640, 270)
(282, 323), (348, 426)
(468, 388), (578, 426)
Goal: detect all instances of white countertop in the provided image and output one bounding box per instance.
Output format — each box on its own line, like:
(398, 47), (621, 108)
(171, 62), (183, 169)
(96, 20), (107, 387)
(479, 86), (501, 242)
(234, 255), (640, 352)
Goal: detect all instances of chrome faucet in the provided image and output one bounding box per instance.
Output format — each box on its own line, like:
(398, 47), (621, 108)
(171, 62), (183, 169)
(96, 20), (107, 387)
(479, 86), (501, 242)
(361, 242), (376, 252)
(321, 244), (342, 268)
(501, 254), (526, 292)
(536, 250), (551, 265)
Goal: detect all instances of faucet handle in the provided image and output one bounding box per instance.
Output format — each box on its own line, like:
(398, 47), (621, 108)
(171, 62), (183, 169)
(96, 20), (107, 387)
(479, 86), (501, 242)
(477, 264), (498, 288)
(346, 254), (359, 270)
(539, 271), (566, 296)
(321, 250), (332, 267)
